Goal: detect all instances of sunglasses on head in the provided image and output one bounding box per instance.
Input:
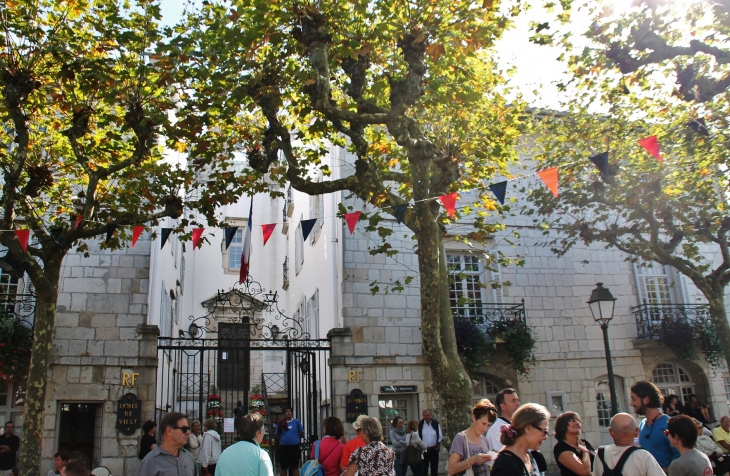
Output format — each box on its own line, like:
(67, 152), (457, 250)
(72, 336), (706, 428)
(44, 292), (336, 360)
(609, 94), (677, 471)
(171, 426), (191, 433)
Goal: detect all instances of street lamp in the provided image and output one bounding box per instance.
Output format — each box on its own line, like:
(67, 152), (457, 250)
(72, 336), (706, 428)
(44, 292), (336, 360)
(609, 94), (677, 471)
(588, 283), (620, 417)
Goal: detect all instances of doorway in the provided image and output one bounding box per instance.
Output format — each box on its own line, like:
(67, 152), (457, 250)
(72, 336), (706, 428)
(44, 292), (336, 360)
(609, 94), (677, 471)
(58, 403), (98, 465)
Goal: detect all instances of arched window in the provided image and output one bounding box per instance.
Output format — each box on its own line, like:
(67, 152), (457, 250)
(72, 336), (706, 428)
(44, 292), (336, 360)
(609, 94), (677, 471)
(472, 374), (502, 402)
(651, 362), (696, 403)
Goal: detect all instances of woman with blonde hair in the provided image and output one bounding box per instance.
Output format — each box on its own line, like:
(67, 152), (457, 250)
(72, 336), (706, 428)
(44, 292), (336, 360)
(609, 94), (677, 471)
(447, 399), (499, 476)
(491, 404), (551, 476)
(344, 417), (395, 476)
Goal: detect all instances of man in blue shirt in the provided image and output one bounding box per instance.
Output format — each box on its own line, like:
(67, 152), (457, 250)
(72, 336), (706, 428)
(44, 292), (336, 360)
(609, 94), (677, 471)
(630, 380), (679, 471)
(276, 406), (304, 476)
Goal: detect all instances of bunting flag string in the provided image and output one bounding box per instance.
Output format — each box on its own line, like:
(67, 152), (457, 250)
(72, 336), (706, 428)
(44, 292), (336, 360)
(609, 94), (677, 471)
(637, 135), (662, 161)
(191, 228), (205, 248)
(240, 200), (254, 284)
(224, 227), (239, 250)
(344, 211), (362, 234)
(14, 230), (29, 253)
(74, 215), (83, 229)
(688, 118), (709, 136)
(392, 204), (408, 224)
(262, 224), (276, 246)
(131, 226), (144, 248)
(489, 181), (507, 205)
(301, 218), (317, 241)
(160, 228), (173, 250)
(589, 152), (610, 179)
(438, 192), (458, 219)
(537, 167), (559, 197)
(105, 224), (118, 244)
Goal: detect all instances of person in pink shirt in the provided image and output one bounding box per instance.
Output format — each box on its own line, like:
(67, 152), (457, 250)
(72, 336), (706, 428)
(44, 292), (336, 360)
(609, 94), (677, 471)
(311, 417), (345, 476)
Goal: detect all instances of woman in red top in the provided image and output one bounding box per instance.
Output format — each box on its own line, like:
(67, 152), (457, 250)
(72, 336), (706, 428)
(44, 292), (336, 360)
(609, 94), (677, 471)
(312, 417), (346, 476)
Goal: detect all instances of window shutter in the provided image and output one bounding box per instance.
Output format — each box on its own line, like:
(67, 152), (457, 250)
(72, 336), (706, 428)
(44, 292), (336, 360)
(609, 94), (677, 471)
(488, 262), (503, 305)
(633, 262), (649, 304)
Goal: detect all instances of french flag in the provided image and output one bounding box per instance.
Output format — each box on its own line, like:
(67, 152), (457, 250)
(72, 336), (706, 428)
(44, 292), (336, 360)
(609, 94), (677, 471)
(240, 199), (253, 283)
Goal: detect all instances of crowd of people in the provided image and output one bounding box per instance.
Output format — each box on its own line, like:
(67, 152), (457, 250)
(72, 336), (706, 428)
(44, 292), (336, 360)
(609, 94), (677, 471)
(132, 381), (730, 476)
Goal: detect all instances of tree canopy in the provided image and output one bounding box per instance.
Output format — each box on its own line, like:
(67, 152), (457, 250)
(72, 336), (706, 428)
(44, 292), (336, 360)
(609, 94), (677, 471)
(524, 0), (730, 370)
(0, 0), (253, 472)
(169, 0), (528, 436)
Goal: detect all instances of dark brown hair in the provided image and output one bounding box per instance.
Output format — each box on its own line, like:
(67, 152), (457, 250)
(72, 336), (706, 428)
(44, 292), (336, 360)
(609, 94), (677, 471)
(324, 416), (344, 439)
(160, 412), (186, 435)
(500, 404), (550, 446)
(495, 388), (517, 413)
(630, 381), (663, 409)
(238, 412), (265, 440)
(554, 412), (581, 441)
(667, 415), (698, 448)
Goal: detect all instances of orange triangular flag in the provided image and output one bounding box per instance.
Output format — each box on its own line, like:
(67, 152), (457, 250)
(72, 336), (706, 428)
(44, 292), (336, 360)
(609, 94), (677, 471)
(637, 135), (661, 161)
(344, 211), (362, 234)
(131, 226), (144, 248)
(15, 229), (29, 253)
(538, 167), (559, 197)
(438, 192), (458, 219)
(192, 228), (204, 248)
(75, 215), (83, 229)
(262, 224), (276, 246)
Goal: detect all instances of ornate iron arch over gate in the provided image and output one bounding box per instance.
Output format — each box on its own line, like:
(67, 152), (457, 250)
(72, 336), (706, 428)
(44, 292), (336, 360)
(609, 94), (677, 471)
(155, 277), (332, 459)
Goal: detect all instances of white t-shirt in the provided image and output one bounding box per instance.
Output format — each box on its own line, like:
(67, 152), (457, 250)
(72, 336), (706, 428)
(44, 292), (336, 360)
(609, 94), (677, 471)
(593, 445), (666, 476)
(485, 418), (509, 453)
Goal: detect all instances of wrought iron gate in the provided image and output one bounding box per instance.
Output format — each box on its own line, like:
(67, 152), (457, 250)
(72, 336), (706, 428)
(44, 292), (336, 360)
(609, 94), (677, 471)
(155, 278), (332, 458)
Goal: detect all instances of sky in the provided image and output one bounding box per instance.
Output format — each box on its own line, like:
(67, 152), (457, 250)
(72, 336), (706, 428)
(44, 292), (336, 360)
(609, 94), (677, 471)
(157, 0), (574, 110)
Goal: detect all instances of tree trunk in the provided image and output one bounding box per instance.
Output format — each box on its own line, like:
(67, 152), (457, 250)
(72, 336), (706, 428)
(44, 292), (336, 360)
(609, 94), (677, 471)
(705, 293), (730, 372)
(19, 262), (61, 476)
(413, 192), (472, 444)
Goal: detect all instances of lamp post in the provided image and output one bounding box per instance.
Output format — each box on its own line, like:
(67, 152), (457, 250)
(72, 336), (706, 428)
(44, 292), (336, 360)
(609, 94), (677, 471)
(588, 283), (620, 417)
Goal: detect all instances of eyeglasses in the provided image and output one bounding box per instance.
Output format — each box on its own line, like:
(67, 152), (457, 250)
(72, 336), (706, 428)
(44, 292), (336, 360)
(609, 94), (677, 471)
(171, 426), (191, 433)
(531, 424), (549, 436)
(569, 420), (581, 424)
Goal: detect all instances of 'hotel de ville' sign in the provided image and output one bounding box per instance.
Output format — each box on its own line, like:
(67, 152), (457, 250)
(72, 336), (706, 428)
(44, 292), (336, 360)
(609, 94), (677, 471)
(116, 393), (142, 435)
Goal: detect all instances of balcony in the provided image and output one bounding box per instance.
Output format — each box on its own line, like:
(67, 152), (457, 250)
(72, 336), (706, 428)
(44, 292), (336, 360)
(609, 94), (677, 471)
(282, 257), (289, 290)
(285, 186), (294, 217)
(453, 300), (526, 336)
(282, 203), (289, 234)
(632, 302), (712, 340)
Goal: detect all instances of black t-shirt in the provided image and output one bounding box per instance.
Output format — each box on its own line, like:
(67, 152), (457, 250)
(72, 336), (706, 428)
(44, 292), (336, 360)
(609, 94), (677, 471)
(491, 450), (532, 476)
(139, 433), (157, 460)
(0, 434), (20, 470)
(553, 439), (595, 476)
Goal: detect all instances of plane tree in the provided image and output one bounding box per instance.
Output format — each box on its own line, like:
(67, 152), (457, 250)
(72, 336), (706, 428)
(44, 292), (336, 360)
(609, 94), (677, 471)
(0, 0), (253, 472)
(168, 0), (527, 438)
(524, 0), (730, 370)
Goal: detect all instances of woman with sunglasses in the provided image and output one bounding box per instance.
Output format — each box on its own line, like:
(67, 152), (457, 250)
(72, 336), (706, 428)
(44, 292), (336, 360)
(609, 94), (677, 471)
(447, 399), (499, 476)
(552, 412), (594, 476)
(665, 415), (713, 476)
(491, 404), (551, 476)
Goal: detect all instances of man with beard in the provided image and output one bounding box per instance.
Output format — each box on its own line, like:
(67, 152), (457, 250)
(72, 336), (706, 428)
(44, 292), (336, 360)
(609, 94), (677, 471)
(630, 381), (679, 472)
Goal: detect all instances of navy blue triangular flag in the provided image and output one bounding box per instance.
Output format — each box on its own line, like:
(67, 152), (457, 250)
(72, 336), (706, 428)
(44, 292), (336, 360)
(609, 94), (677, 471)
(160, 228), (173, 249)
(489, 181), (507, 205)
(224, 227), (239, 250)
(687, 118), (709, 136)
(589, 151), (610, 179)
(105, 224), (118, 244)
(301, 219), (317, 241)
(393, 204), (408, 224)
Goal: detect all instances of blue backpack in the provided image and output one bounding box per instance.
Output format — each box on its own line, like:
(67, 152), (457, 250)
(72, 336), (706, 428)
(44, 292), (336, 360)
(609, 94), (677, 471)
(301, 441), (326, 476)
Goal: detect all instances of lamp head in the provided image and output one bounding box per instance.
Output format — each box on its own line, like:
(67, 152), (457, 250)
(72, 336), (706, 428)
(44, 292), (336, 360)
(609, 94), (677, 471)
(588, 282), (617, 326)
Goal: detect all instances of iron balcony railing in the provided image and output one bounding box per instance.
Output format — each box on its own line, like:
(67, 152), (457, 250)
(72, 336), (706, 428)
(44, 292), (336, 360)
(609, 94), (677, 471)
(453, 299), (526, 336)
(282, 203), (289, 234)
(631, 302), (712, 340)
(285, 186), (294, 217)
(0, 291), (36, 331)
(282, 257), (289, 290)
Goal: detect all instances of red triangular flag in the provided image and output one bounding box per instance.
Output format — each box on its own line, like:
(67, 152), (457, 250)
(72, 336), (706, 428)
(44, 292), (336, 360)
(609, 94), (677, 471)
(438, 192), (458, 219)
(75, 215), (83, 229)
(15, 229), (29, 253)
(131, 226), (144, 248)
(344, 211), (362, 234)
(192, 228), (204, 249)
(262, 224), (276, 246)
(637, 135), (661, 161)
(538, 167), (559, 197)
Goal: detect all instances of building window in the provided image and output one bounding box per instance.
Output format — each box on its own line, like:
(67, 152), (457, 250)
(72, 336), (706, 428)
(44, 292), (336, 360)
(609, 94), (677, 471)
(308, 176), (324, 244)
(378, 394), (418, 442)
(651, 362), (695, 403)
(295, 215), (304, 275)
(471, 374), (501, 401)
(634, 262), (689, 304)
(179, 257), (185, 295)
(595, 376), (624, 428)
(447, 253), (502, 318)
(306, 289), (319, 339)
(227, 229), (243, 270)
(159, 283), (172, 337)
